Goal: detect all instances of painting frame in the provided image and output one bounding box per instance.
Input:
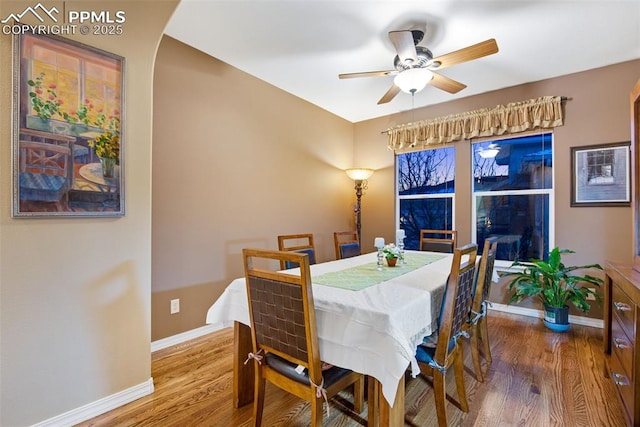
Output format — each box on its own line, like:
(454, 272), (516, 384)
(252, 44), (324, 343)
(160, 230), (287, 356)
(12, 31), (125, 218)
(570, 141), (631, 207)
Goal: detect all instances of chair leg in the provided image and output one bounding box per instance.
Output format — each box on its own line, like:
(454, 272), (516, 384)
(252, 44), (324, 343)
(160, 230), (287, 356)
(252, 374), (266, 427)
(480, 316), (492, 364)
(310, 395), (323, 427)
(433, 371), (449, 427)
(453, 349), (469, 413)
(470, 324), (484, 382)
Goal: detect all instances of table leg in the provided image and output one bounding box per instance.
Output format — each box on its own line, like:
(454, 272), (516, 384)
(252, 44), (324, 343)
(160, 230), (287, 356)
(367, 377), (378, 427)
(233, 321), (254, 408)
(370, 375), (405, 427)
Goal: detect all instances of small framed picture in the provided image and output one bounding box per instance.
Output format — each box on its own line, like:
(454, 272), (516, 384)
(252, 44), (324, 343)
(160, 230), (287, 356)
(570, 141), (631, 207)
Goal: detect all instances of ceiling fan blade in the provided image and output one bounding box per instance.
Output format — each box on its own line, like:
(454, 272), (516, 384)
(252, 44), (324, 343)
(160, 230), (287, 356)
(339, 70), (398, 79)
(431, 39), (499, 70)
(378, 84), (401, 104)
(430, 73), (467, 94)
(389, 30), (418, 64)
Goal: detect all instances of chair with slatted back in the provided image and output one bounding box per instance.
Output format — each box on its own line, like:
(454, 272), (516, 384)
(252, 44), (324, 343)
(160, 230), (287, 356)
(420, 229), (457, 253)
(18, 140), (73, 211)
(467, 236), (499, 382)
(333, 230), (361, 260)
(242, 248), (365, 427)
(414, 243), (478, 427)
(277, 233), (316, 269)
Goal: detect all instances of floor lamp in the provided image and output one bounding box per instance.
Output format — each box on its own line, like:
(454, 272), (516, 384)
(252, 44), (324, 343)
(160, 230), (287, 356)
(345, 168), (374, 244)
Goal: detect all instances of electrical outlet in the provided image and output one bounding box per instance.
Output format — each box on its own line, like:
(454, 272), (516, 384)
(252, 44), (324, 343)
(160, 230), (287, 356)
(170, 299), (180, 314)
(586, 288), (596, 301)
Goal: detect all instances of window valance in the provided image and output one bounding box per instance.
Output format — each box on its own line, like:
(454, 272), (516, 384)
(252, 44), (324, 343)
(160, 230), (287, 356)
(386, 95), (564, 152)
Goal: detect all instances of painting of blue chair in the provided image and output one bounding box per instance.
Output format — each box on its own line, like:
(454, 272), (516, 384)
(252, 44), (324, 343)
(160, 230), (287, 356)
(18, 140), (72, 211)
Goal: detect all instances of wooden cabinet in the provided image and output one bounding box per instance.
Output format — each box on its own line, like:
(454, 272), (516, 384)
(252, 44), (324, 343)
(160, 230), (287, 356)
(604, 262), (640, 426)
(603, 79), (640, 426)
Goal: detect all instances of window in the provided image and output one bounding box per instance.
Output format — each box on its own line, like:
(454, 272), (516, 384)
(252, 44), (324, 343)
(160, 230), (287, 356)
(472, 133), (554, 261)
(587, 149), (615, 184)
(26, 36), (121, 125)
(396, 147), (455, 250)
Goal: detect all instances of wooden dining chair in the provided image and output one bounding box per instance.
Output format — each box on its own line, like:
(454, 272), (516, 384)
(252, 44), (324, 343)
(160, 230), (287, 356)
(333, 230), (361, 260)
(415, 243), (478, 427)
(467, 236), (499, 382)
(277, 233), (316, 269)
(242, 248), (365, 427)
(419, 229), (457, 253)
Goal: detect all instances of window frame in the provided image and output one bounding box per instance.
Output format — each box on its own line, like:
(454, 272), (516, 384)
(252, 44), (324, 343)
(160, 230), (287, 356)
(471, 132), (555, 265)
(395, 146), (456, 249)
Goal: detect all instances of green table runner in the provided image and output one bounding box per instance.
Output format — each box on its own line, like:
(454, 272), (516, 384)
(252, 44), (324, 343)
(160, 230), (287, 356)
(312, 252), (447, 291)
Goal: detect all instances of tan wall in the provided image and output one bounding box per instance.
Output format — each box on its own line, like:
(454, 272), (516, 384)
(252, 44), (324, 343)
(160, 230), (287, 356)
(151, 38), (639, 339)
(354, 59), (640, 319)
(151, 36), (356, 340)
(0, 1), (178, 425)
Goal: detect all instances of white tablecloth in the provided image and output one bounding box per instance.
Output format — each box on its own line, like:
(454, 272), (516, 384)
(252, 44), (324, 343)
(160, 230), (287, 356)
(206, 250), (453, 405)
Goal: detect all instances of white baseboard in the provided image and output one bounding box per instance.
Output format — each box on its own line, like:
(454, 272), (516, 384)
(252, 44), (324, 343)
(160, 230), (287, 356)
(151, 323), (225, 353)
(489, 302), (604, 329)
(31, 324), (225, 427)
(32, 378), (154, 427)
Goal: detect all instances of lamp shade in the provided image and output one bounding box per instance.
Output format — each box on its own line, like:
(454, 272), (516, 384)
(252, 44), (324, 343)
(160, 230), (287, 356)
(346, 168), (374, 180)
(393, 68), (434, 94)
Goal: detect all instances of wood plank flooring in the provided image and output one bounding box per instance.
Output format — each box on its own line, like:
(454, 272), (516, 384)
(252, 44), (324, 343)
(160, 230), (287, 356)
(76, 311), (626, 426)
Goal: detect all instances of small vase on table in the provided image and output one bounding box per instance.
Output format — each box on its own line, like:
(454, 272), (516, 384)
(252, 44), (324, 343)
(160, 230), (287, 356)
(374, 237), (385, 271)
(396, 229), (406, 265)
(99, 156), (116, 178)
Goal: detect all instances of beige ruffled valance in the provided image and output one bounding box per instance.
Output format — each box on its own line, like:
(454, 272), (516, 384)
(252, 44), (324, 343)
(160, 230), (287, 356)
(386, 95), (564, 152)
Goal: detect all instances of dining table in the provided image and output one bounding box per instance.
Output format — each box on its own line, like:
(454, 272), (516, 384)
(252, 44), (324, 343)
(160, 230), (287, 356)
(206, 250), (455, 426)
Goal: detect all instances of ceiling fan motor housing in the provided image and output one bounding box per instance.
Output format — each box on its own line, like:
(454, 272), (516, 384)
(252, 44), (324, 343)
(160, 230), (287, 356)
(394, 46), (433, 71)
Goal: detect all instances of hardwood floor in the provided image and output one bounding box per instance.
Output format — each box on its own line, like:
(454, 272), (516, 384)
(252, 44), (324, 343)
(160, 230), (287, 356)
(76, 311), (626, 426)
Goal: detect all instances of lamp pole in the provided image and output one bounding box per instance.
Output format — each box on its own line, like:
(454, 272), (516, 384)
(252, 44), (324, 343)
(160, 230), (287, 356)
(353, 179), (366, 244)
(345, 168), (373, 245)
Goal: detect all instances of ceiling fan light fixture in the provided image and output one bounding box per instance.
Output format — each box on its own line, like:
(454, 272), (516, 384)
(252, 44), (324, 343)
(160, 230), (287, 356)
(394, 68), (433, 94)
(477, 144), (500, 158)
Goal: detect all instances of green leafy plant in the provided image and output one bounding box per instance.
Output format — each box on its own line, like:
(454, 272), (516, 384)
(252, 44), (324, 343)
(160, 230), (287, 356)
(501, 247), (604, 311)
(27, 72), (62, 120)
(28, 73), (109, 129)
(62, 99), (93, 126)
(382, 243), (401, 260)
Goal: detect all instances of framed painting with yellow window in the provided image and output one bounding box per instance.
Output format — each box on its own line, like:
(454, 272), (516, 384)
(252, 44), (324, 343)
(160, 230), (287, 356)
(12, 31), (125, 217)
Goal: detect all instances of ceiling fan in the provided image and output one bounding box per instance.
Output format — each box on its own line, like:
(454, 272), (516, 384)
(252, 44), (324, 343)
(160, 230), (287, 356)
(338, 29), (499, 104)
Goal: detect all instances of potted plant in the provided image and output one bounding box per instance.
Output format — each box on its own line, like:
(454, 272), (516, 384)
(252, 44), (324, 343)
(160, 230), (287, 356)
(501, 247), (604, 332)
(382, 243), (401, 267)
(88, 130), (120, 178)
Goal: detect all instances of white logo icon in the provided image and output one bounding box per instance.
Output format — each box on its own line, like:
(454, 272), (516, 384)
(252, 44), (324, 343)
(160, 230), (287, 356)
(1, 2), (59, 24)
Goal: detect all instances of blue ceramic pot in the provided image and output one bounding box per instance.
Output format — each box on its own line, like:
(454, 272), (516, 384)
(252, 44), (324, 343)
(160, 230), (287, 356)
(543, 305), (570, 332)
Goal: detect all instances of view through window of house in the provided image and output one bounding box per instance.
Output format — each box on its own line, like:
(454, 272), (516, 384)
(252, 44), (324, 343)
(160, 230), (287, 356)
(472, 133), (553, 261)
(28, 37), (121, 126)
(587, 149), (615, 184)
(396, 147), (455, 250)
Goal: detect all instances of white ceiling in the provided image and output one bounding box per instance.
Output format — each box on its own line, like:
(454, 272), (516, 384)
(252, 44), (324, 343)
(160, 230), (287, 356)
(165, 0), (640, 123)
